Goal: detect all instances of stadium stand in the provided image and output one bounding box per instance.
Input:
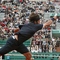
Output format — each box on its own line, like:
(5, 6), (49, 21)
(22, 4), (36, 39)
(0, 0), (60, 60)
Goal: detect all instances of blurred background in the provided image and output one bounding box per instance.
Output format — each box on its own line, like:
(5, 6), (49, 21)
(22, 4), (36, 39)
(0, 0), (60, 60)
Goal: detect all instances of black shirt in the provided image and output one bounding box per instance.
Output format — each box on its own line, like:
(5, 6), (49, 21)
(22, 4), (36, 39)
(15, 22), (43, 39)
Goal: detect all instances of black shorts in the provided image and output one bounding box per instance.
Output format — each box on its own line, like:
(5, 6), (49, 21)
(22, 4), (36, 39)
(0, 37), (29, 55)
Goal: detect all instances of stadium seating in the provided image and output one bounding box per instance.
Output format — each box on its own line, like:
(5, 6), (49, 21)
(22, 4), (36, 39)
(23, 40), (30, 47)
(0, 40), (6, 46)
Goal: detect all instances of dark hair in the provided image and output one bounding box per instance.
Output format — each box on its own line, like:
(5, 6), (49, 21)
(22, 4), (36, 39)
(29, 12), (40, 23)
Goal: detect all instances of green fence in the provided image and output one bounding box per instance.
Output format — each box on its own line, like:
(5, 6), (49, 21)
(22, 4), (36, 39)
(4, 52), (60, 60)
(32, 52), (60, 60)
(5, 55), (25, 60)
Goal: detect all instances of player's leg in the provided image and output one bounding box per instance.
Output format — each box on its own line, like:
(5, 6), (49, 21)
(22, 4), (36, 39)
(0, 44), (13, 56)
(0, 46), (12, 60)
(16, 44), (32, 60)
(0, 36), (18, 55)
(23, 52), (32, 60)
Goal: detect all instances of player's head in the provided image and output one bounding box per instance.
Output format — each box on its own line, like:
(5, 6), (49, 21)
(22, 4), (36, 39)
(29, 12), (40, 24)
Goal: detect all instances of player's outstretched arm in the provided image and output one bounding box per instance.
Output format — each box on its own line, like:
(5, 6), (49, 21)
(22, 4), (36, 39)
(43, 13), (58, 28)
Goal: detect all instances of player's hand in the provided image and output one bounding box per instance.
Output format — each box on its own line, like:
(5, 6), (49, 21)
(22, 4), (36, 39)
(14, 35), (18, 41)
(14, 28), (20, 33)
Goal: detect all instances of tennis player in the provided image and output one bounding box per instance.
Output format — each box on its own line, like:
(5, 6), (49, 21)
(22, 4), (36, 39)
(0, 12), (57, 60)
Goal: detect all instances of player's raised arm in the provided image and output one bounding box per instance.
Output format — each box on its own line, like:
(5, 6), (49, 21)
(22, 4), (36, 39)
(43, 14), (58, 28)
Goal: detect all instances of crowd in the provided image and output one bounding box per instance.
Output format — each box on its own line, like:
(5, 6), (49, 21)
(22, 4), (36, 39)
(31, 30), (60, 53)
(0, 0), (60, 53)
(0, 0), (56, 39)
